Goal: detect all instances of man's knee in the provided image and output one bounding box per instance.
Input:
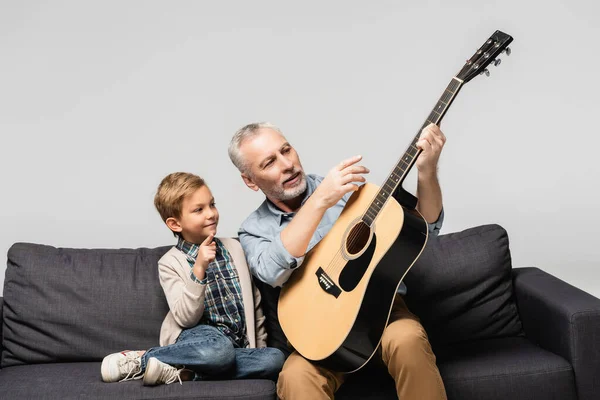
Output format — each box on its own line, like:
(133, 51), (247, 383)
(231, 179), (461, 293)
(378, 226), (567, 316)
(278, 353), (317, 386)
(277, 353), (341, 399)
(381, 318), (434, 366)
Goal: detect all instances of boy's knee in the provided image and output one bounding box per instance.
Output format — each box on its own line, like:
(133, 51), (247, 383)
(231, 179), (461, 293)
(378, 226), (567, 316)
(192, 336), (235, 373)
(262, 348), (286, 379)
(268, 348), (286, 370)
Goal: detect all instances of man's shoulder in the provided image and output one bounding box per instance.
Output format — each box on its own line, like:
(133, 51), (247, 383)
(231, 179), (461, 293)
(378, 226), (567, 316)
(240, 200), (274, 231)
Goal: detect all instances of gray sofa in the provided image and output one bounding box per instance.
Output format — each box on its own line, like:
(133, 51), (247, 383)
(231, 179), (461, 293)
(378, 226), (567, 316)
(1, 224), (599, 399)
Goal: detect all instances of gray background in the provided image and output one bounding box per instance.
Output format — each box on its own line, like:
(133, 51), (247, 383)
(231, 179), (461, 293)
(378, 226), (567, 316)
(1, 0), (598, 297)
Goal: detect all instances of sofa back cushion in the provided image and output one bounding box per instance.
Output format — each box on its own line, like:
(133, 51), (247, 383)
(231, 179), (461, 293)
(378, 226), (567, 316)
(404, 224), (523, 348)
(2, 243), (171, 367)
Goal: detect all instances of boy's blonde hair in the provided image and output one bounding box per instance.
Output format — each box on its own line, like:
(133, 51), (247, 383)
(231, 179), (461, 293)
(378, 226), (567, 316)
(154, 173), (206, 234)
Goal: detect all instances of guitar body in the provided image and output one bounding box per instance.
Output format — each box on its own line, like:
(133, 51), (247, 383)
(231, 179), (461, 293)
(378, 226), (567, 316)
(277, 183), (428, 372)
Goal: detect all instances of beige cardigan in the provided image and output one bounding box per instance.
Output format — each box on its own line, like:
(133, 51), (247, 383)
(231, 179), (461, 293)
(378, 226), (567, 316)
(157, 237), (267, 348)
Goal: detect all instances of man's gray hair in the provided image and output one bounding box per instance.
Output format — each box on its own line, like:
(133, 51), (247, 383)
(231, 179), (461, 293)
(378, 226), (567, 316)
(228, 122), (283, 173)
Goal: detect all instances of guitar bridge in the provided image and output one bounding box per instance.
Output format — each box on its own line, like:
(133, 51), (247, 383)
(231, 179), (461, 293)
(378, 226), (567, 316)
(316, 267), (342, 298)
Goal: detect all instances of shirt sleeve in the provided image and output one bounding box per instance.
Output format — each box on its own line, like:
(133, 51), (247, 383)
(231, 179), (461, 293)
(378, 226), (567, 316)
(239, 227), (305, 288)
(427, 207), (444, 237)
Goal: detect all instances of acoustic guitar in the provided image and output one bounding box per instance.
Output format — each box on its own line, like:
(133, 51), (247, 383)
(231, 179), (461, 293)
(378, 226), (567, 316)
(277, 30), (514, 373)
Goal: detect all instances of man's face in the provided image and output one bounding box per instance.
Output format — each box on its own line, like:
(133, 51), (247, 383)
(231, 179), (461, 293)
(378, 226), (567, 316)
(239, 128), (307, 202)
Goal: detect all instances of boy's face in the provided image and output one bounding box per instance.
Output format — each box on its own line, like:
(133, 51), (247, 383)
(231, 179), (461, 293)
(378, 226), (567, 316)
(168, 185), (219, 244)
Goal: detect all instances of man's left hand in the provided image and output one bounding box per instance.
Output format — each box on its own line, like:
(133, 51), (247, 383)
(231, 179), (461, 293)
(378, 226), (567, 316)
(416, 123), (446, 176)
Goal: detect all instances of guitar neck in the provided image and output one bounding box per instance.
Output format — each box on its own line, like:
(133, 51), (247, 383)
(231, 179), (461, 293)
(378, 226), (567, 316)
(363, 77), (464, 226)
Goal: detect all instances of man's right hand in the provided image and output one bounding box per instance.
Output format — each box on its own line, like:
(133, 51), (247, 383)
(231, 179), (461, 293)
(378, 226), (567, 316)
(313, 155), (370, 210)
(193, 234), (216, 281)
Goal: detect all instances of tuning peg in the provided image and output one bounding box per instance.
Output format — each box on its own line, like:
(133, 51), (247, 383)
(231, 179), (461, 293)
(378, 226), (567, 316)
(479, 68), (490, 77)
(493, 59), (502, 67)
(503, 47), (512, 56)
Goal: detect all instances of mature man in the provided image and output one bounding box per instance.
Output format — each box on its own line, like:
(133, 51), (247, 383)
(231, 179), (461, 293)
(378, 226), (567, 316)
(228, 122), (447, 400)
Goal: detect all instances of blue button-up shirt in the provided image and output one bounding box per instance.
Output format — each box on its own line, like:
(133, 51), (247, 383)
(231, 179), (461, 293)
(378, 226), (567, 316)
(239, 174), (444, 293)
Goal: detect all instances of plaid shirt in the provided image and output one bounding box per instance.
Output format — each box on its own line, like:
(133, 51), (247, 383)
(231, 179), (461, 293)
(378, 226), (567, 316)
(176, 236), (249, 348)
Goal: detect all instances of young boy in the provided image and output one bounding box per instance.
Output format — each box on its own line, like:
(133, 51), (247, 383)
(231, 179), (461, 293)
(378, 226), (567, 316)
(100, 172), (284, 386)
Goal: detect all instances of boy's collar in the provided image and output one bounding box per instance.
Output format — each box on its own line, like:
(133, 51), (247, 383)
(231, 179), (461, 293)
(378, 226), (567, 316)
(176, 236), (220, 257)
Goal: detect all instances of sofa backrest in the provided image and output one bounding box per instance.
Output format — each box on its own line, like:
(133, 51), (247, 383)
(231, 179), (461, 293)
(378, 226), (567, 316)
(404, 224), (524, 348)
(2, 243), (172, 368)
(2, 224), (524, 367)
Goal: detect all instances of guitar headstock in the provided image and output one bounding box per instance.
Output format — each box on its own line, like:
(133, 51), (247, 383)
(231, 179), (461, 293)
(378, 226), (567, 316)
(456, 30), (513, 82)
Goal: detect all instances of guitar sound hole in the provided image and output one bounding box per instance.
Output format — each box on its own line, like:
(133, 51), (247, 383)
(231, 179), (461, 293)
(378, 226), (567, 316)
(346, 222), (371, 255)
(339, 221), (377, 292)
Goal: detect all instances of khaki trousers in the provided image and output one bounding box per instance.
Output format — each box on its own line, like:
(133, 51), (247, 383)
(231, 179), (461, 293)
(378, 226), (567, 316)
(276, 297), (447, 400)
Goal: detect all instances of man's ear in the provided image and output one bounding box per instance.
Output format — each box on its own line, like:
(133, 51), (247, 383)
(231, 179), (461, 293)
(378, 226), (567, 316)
(241, 173), (259, 192)
(165, 217), (182, 233)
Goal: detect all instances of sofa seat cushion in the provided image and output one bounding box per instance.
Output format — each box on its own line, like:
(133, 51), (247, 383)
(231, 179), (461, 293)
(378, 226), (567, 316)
(438, 337), (577, 400)
(336, 337), (577, 400)
(0, 362), (276, 400)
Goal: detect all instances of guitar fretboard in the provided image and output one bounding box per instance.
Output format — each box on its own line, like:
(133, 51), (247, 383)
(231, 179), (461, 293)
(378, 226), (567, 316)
(362, 77), (463, 226)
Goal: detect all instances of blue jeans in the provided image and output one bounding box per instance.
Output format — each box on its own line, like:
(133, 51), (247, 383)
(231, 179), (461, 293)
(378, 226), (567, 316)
(140, 324), (284, 381)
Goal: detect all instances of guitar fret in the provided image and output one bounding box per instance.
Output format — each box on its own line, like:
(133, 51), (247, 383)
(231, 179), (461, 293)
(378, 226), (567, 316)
(364, 76), (463, 227)
(365, 209), (377, 221)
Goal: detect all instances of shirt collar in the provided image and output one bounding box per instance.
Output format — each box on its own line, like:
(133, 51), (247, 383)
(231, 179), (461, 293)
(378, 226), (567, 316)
(176, 236), (221, 262)
(264, 174), (319, 225)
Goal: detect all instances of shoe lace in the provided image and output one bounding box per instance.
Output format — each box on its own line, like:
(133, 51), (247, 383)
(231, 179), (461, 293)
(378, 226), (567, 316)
(118, 352), (143, 382)
(161, 364), (186, 385)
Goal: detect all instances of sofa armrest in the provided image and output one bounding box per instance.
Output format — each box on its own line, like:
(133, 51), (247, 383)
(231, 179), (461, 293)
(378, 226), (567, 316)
(0, 296), (3, 367)
(513, 267), (600, 400)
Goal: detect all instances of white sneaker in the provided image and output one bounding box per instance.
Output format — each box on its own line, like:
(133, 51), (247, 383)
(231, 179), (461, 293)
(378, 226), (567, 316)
(143, 357), (190, 386)
(101, 350), (144, 382)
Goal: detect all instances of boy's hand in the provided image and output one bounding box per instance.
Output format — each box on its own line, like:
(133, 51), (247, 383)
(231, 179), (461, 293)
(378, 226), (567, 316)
(192, 234), (216, 281)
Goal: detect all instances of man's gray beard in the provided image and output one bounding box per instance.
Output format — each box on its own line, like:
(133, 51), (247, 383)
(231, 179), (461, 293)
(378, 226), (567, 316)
(265, 173), (308, 202)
